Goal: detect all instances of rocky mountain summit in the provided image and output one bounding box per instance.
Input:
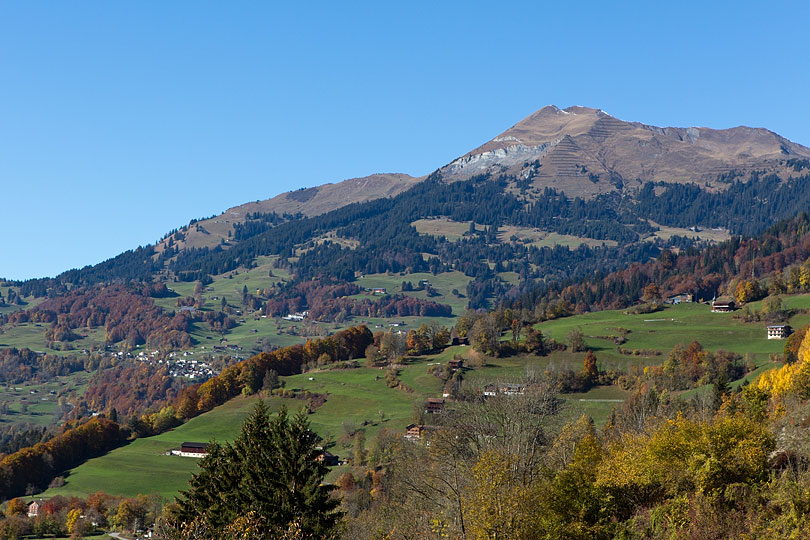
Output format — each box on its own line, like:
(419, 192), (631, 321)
(441, 105), (810, 198)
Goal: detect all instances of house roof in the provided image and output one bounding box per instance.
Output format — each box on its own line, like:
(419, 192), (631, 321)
(181, 442), (208, 449)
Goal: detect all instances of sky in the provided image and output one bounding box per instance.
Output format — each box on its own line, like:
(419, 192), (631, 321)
(1, 1), (808, 280)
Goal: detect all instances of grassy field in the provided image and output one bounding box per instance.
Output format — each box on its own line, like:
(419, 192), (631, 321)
(43, 347), (452, 499)
(0, 284), (44, 316)
(44, 395), (300, 499)
(152, 256), (292, 313)
(0, 324), (107, 356)
(38, 340), (637, 500)
(152, 264), (469, 356)
(355, 270), (471, 320)
(645, 221), (731, 243)
(0, 371), (91, 425)
(411, 217), (618, 249)
(497, 225), (619, 248)
(535, 301), (793, 371)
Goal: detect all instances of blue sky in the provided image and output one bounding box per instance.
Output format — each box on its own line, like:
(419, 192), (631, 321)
(1, 1), (808, 280)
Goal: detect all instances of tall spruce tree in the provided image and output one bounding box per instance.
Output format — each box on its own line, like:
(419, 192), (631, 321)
(174, 401), (342, 539)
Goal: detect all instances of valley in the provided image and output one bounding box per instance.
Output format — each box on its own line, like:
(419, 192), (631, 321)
(3, 105), (810, 539)
(38, 297), (798, 500)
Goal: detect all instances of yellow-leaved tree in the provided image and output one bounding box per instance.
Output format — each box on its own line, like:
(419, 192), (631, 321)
(463, 450), (541, 540)
(757, 327), (810, 399)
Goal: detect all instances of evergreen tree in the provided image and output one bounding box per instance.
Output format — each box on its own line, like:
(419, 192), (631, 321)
(174, 402), (342, 538)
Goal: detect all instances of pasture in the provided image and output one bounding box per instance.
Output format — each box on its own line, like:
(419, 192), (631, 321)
(535, 301), (792, 371)
(0, 371), (91, 425)
(37, 295), (810, 500)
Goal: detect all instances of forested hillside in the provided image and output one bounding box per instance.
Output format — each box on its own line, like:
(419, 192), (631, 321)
(513, 212), (810, 316)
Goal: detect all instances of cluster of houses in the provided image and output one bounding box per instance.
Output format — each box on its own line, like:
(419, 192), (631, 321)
(166, 357), (215, 380)
(283, 310), (309, 321)
(128, 349), (222, 380)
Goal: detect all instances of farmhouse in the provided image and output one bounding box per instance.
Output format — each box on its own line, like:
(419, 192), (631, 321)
(665, 293), (693, 305)
(767, 325), (792, 340)
(711, 297), (736, 313)
(448, 359), (464, 370)
(425, 398), (445, 414)
(371, 288), (387, 295)
(174, 442), (209, 457)
(27, 500), (41, 518)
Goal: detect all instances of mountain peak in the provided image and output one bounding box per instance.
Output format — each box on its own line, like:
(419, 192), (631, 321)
(441, 105), (810, 198)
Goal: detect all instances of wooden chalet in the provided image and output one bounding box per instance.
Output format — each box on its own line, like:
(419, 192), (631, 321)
(450, 328), (469, 346)
(425, 398), (445, 414)
(404, 423), (424, 441)
(448, 359), (464, 370)
(711, 297), (736, 313)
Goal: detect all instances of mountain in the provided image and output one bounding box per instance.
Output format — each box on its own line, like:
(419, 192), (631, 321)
(10, 105), (810, 316)
(442, 105), (810, 198)
(157, 173), (421, 253)
(154, 106), (810, 255)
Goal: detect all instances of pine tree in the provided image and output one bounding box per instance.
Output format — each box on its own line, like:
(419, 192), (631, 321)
(175, 402), (342, 538)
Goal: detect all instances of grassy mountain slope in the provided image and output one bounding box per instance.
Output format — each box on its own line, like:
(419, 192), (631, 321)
(40, 294), (806, 499)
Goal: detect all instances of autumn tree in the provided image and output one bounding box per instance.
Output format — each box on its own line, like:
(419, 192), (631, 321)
(582, 350), (599, 388)
(568, 328), (586, 353)
(380, 332), (406, 363)
(464, 450), (542, 539)
(470, 315), (499, 356)
(4, 498), (26, 516)
(642, 283), (661, 303)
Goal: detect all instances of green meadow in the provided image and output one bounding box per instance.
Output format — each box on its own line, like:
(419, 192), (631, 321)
(535, 301), (792, 370)
(0, 371), (91, 425)
(43, 351), (451, 499)
(37, 296), (810, 500)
